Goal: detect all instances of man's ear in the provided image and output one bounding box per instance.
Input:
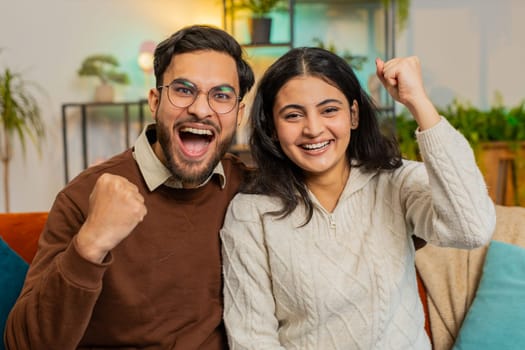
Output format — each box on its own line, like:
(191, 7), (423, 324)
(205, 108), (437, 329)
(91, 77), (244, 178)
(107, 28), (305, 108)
(350, 99), (359, 129)
(148, 88), (160, 121)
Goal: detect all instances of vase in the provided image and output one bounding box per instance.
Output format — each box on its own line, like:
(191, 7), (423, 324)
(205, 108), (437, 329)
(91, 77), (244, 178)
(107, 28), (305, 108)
(249, 17), (272, 45)
(94, 83), (114, 102)
(477, 141), (525, 206)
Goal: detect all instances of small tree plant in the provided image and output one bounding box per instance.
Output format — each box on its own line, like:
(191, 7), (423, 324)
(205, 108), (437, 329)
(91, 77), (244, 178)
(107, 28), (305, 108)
(77, 54), (130, 85)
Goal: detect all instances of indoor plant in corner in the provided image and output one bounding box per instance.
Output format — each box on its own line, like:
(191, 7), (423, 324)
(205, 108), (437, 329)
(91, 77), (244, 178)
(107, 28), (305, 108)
(0, 64), (45, 212)
(312, 38), (367, 71)
(232, 0), (288, 44)
(77, 54), (130, 102)
(387, 95), (525, 206)
(380, 0), (411, 32)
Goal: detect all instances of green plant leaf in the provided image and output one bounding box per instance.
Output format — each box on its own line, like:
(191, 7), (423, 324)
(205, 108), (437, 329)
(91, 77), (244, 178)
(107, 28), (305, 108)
(77, 54), (130, 85)
(388, 94), (525, 161)
(312, 38), (368, 71)
(231, 0), (288, 17)
(1, 68), (45, 157)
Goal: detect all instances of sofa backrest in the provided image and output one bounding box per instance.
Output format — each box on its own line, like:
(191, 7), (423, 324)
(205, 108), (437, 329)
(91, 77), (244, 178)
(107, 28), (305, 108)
(0, 212), (48, 263)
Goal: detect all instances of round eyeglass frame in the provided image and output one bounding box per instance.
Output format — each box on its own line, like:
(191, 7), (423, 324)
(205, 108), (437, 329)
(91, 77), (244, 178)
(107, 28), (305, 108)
(158, 79), (241, 115)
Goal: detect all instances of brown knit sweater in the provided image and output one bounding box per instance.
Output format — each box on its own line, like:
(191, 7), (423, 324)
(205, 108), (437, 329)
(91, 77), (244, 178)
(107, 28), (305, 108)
(5, 149), (249, 350)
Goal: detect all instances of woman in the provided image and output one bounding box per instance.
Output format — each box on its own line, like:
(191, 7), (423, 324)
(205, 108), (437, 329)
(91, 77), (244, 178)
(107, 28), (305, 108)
(220, 48), (495, 349)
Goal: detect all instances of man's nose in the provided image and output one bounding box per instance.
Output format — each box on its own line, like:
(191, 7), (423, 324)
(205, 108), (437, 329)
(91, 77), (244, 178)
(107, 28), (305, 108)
(187, 91), (213, 119)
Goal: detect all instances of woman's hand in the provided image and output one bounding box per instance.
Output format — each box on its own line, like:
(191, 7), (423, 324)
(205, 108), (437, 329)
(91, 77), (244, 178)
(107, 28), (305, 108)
(376, 56), (440, 130)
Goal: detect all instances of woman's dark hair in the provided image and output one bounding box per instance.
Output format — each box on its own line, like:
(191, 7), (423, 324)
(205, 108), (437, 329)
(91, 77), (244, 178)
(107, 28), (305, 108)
(246, 47), (402, 224)
(153, 24), (254, 100)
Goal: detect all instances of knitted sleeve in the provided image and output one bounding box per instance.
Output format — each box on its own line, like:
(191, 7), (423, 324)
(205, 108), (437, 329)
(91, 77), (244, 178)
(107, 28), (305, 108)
(401, 117), (496, 248)
(221, 194), (286, 350)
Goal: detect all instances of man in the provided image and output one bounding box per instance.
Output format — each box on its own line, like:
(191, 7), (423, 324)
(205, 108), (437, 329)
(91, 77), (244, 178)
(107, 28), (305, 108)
(5, 25), (255, 349)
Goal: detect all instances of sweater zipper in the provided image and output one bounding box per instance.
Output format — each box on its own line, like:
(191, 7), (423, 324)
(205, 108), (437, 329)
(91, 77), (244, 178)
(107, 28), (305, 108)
(314, 202), (337, 237)
(328, 213), (336, 236)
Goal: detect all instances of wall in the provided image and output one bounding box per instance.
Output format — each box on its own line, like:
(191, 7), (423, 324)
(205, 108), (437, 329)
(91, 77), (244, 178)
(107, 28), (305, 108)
(397, 0), (525, 109)
(0, 0), (524, 212)
(0, 0), (222, 212)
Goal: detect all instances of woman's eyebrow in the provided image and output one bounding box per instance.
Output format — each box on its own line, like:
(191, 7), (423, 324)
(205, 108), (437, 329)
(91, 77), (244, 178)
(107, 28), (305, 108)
(277, 99), (344, 115)
(277, 104), (305, 115)
(316, 98), (343, 107)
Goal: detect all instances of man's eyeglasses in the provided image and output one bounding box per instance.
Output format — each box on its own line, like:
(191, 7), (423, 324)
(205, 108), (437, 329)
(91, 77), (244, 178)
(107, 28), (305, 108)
(158, 79), (241, 114)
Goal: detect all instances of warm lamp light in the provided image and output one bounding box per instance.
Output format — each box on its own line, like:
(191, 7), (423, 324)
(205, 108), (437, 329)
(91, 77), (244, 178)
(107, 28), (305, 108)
(138, 52), (154, 72)
(138, 40), (156, 73)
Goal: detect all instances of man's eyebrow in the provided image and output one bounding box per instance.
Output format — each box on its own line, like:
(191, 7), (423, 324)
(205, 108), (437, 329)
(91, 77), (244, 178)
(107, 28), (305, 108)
(172, 79), (236, 91)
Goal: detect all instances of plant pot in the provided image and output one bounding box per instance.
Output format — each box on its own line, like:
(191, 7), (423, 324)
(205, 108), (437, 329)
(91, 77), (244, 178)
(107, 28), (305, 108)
(249, 17), (272, 44)
(477, 141), (525, 206)
(94, 83), (114, 102)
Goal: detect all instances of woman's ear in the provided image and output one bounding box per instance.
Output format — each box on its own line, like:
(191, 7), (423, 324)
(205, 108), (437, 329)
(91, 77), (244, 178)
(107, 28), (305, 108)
(350, 99), (359, 129)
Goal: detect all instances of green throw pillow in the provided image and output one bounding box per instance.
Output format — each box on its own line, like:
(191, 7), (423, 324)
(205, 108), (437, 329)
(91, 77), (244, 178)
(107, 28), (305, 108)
(0, 238), (29, 350)
(453, 240), (525, 350)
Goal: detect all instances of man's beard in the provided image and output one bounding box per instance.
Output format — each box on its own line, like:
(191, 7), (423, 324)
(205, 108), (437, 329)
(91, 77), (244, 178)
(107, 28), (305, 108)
(155, 117), (235, 187)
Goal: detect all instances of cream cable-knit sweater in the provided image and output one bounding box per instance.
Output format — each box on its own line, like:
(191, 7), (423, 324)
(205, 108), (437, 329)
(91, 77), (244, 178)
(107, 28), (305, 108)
(221, 118), (496, 350)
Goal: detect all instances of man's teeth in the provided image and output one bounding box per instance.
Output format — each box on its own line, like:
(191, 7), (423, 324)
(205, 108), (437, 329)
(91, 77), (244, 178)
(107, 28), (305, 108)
(181, 127), (212, 136)
(302, 141), (329, 150)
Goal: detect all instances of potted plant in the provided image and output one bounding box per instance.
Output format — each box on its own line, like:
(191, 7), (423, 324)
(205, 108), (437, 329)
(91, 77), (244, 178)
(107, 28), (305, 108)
(0, 66), (45, 212)
(77, 54), (130, 102)
(381, 0), (411, 32)
(231, 0), (288, 44)
(312, 38), (368, 71)
(385, 95), (525, 205)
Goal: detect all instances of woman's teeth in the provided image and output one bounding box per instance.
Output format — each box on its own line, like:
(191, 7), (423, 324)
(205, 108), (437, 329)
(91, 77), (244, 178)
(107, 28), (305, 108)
(302, 141), (329, 150)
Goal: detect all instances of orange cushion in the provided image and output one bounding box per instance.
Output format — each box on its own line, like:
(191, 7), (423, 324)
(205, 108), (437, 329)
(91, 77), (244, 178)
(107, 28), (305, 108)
(0, 212), (48, 263)
(416, 268), (432, 342)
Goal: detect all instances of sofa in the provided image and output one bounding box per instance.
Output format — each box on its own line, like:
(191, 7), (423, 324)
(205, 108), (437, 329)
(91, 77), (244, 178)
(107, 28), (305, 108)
(1, 207), (524, 350)
(0, 212), (48, 350)
(416, 205), (525, 350)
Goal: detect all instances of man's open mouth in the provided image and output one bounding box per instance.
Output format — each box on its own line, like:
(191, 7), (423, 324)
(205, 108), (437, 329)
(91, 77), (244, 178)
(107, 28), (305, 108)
(179, 127), (215, 157)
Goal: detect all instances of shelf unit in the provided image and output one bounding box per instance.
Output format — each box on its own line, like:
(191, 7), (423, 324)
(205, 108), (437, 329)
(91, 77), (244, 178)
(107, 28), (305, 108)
(222, 0), (397, 113)
(61, 100), (148, 184)
(222, 0), (295, 47)
(223, 0), (399, 159)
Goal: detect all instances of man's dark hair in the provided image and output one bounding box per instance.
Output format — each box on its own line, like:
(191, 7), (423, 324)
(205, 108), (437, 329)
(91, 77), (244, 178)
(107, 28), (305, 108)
(153, 24), (254, 100)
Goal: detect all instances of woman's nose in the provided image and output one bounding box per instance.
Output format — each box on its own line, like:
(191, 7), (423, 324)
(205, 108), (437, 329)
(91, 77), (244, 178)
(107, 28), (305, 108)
(303, 116), (324, 137)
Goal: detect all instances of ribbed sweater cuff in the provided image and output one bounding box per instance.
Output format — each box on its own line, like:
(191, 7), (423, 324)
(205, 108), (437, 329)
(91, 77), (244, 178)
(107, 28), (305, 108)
(57, 235), (112, 290)
(415, 117), (458, 155)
